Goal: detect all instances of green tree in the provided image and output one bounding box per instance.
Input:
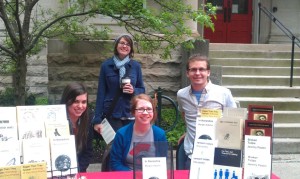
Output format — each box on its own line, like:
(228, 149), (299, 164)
(0, 0), (215, 105)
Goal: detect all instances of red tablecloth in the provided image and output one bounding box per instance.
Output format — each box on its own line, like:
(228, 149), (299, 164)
(76, 170), (280, 179)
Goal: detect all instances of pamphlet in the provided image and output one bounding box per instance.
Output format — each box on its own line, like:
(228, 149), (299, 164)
(101, 118), (116, 144)
(142, 157), (167, 179)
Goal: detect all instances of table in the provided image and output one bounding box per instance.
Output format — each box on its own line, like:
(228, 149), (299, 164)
(76, 170), (280, 179)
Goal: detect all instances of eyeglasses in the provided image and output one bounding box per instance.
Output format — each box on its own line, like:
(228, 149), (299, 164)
(118, 41), (130, 47)
(188, 68), (208, 73)
(135, 108), (153, 113)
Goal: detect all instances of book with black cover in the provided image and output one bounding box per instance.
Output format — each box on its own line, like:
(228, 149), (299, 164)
(214, 147), (242, 167)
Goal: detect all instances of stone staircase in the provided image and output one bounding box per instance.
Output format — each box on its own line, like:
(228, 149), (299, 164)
(209, 43), (300, 154)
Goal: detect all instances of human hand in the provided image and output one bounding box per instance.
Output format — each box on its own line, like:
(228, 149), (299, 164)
(122, 83), (134, 94)
(94, 124), (103, 134)
(178, 133), (186, 145)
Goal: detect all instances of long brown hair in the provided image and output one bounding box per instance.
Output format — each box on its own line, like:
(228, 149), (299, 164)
(61, 82), (89, 153)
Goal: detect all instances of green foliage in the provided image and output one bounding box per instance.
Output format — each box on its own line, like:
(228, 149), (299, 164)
(35, 97), (49, 105)
(0, 88), (15, 106)
(159, 108), (185, 148)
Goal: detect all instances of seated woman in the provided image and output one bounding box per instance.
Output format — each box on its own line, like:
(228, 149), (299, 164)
(110, 94), (167, 171)
(60, 82), (94, 172)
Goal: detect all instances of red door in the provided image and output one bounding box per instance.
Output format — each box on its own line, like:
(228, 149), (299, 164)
(204, 0), (252, 43)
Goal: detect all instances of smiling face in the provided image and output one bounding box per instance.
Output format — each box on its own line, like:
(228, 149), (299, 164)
(116, 37), (132, 59)
(67, 93), (87, 121)
(186, 60), (210, 90)
(134, 99), (154, 126)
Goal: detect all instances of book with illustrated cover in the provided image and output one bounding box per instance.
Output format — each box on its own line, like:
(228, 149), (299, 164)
(22, 138), (51, 175)
(213, 165), (242, 179)
(216, 116), (243, 149)
(214, 147), (243, 167)
(16, 106), (46, 140)
(195, 117), (218, 141)
(0, 107), (18, 141)
(41, 104), (68, 123)
(244, 120), (273, 137)
(20, 162), (47, 179)
(0, 140), (21, 167)
(248, 105), (274, 121)
(45, 120), (70, 137)
(49, 135), (78, 177)
(0, 165), (21, 179)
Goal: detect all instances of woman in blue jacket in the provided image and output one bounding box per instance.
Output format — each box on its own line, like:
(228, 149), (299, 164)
(110, 94), (167, 171)
(93, 34), (145, 133)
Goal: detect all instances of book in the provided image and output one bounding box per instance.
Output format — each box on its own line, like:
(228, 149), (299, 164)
(22, 138), (51, 175)
(213, 165), (242, 179)
(223, 107), (248, 120)
(20, 162), (47, 179)
(45, 120), (70, 137)
(0, 140), (21, 167)
(195, 117), (218, 141)
(0, 165), (21, 179)
(0, 107), (18, 141)
(216, 116), (243, 149)
(244, 120), (273, 137)
(244, 135), (272, 179)
(16, 106), (46, 140)
(41, 104), (68, 123)
(142, 157), (167, 179)
(213, 147), (242, 167)
(49, 135), (78, 177)
(248, 105), (274, 121)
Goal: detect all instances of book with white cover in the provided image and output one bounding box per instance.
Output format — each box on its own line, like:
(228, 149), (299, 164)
(22, 138), (51, 175)
(189, 139), (216, 179)
(142, 157), (167, 179)
(0, 140), (21, 167)
(195, 116), (218, 141)
(0, 107), (18, 141)
(16, 106), (46, 140)
(213, 165), (242, 179)
(49, 135), (78, 176)
(216, 116), (243, 149)
(45, 120), (70, 137)
(41, 104), (68, 123)
(243, 135), (272, 179)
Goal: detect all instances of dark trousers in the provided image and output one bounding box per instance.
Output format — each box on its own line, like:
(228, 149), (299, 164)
(108, 117), (133, 132)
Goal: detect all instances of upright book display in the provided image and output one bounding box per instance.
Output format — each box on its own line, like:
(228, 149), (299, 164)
(0, 107), (18, 141)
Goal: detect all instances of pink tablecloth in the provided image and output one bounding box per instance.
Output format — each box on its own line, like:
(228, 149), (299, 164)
(76, 170), (280, 179)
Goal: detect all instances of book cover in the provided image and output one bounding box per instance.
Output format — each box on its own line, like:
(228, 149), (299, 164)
(244, 120), (273, 137)
(45, 120), (70, 137)
(223, 107), (248, 120)
(16, 106), (46, 140)
(189, 139), (216, 179)
(195, 117), (218, 141)
(213, 147), (242, 167)
(41, 104), (68, 123)
(213, 165), (242, 179)
(20, 162), (47, 179)
(244, 153), (272, 179)
(22, 138), (51, 174)
(142, 157), (167, 179)
(216, 116), (243, 149)
(0, 107), (18, 141)
(0, 140), (21, 167)
(0, 165), (21, 179)
(247, 105), (274, 121)
(49, 135), (78, 177)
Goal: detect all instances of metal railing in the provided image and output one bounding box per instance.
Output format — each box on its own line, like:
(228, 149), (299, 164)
(258, 3), (300, 87)
(154, 87), (179, 133)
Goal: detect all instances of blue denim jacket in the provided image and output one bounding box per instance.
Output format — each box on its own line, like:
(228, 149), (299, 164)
(92, 57), (145, 124)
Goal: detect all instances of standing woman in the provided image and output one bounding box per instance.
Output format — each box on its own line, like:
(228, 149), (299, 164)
(110, 94), (167, 171)
(93, 34), (145, 134)
(61, 82), (94, 172)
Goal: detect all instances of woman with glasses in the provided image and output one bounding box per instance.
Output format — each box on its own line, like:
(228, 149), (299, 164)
(92, 34), (145, 134)
(110, 94), (167, 171)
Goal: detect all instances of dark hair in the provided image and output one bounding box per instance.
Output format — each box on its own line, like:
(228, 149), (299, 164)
(61, 82), (89, 153)
(130, 94), (157, 124)
(186, 54), (210, 71)
(113, 34), (134, 58)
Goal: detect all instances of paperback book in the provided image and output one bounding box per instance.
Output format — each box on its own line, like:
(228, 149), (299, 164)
(248, 105), (274, 121)
(0, 107), (18, 141)
(0, 140), (21, 167)
(49, 135), (78, 177)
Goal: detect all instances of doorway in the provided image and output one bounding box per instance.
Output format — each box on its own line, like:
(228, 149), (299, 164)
(204, 0), (252, 43)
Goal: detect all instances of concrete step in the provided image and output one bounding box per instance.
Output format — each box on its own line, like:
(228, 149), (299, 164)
(210, 43), (300, 52)
(273, 138), (300, 154)
(235, 97), (300, 111)
(223, 75), (300, 86)
(274, 123), (300, 138)
(274, 111), (300, 123)
(210, 51), (300, 59)
(210, 58), (300, 67)
(223, 66), (300, 76)
(227, 86), (300, 97)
